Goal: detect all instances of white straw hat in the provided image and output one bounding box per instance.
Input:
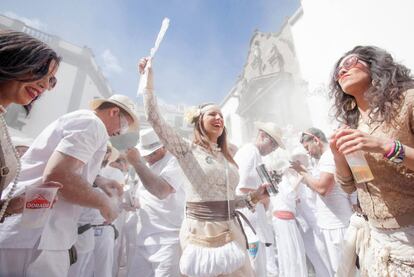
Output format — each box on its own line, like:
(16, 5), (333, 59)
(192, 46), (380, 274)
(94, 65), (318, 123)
(136, 128), (163, 157)
(255, 121), (285, 149)
(89, 94), (139, 132)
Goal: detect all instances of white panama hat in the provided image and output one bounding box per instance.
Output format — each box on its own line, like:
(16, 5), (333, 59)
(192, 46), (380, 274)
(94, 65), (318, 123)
(255, 121), (286, 149)
(89, 94), (139, 132)
(136, 128), (163, 157)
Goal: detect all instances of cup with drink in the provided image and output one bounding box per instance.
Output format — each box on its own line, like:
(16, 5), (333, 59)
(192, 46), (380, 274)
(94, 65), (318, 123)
(344, 151), (374, 183)
(20, 186), (59, 228)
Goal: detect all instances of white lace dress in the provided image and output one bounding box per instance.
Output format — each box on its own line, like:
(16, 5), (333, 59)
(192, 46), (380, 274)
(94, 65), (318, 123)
(144, 91), (253, 277)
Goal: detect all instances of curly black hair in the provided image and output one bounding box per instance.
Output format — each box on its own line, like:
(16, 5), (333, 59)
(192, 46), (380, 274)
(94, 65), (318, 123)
(329, 46), (414, 128)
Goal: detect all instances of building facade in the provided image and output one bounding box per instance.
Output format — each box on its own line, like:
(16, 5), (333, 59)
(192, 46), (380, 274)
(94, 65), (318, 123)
(222, 0), (414, 148)
(221, 13), (312, 147)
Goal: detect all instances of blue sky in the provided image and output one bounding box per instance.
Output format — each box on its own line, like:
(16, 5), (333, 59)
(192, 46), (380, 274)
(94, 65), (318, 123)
(1, 0), (300, 106)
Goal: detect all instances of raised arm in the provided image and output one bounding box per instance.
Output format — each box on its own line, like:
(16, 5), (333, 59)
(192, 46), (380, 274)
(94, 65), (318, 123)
(139, 58), (190, 159)
(126, 147), (175, 199)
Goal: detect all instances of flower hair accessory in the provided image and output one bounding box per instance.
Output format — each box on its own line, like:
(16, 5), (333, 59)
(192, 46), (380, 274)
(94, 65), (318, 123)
(184, 106), (201, 125)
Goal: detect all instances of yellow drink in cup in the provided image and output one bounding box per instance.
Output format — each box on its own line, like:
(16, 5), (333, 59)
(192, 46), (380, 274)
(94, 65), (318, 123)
(345, 151), (374, 183)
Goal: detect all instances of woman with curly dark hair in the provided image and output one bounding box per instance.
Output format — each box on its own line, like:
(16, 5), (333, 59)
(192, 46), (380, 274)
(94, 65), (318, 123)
(329, 46), (414, 276)
(0, 30), (62, 223)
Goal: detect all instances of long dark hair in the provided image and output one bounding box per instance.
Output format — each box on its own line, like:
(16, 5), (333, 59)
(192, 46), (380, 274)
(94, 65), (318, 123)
(0, 30), (61, 114)
(192, 103), (237, 166)
(329, 46), (414, 128)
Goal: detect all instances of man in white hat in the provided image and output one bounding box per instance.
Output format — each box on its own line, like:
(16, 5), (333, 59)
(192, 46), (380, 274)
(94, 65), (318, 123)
(291, 127), (355, 275)
(234, 121), (285, 277)
(125, 128), (187, 277)
(0, 94), (139, 277)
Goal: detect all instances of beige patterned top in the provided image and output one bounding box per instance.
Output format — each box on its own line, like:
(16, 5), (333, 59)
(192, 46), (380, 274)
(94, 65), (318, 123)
(340, 89), (414, 229)
(144, 90), (243, 203)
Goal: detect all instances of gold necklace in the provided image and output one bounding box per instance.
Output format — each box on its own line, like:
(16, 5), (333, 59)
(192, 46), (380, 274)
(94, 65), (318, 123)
(0, 105), (22, 220)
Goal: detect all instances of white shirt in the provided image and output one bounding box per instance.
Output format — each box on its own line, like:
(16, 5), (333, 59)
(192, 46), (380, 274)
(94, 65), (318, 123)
(136, 152), (187, 246)
(296, 166), (319, 231)
(0, 110), (108, 250)
(234, 143), (273, 243)
(315, 150), (353, 229)
(271, 173), (297, 214)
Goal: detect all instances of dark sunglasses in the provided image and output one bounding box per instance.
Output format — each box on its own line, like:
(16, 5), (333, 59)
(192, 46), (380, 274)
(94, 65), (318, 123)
(46, 75), (57, 89)
(334, 55), (368, 81)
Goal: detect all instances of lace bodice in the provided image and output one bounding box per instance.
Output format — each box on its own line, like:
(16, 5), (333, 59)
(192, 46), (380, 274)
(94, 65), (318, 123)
(144, 91), (240, 202)
(342, 89), (414, 228)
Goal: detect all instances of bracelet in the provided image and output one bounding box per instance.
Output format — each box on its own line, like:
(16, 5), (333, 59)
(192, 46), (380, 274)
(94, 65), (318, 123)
(245, 193), (256, 213)
(250, 192), (260, 205)
(384, 140), (405, 163)
(385, 141), (396, 158)
(335, 173), (355, 187)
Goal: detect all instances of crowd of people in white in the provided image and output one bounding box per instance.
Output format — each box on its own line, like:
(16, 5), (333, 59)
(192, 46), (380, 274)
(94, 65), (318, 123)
(1, 30), (414, 277)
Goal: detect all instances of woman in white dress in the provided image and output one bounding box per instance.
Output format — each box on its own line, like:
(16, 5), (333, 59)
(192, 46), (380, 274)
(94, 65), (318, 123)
(138, 57), (270, 277)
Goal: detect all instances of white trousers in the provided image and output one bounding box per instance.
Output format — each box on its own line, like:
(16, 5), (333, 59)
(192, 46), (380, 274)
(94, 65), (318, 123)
(273, 217), (307, 277)
(113, 211), (127, 276)
(0, 247), (69, 277)
(93, 226), (115, 277)
(124, 212), (139, 272)
(67, 251), (94, 277)
(320, 227), (347, 274)
(126, 243), (182, 277)
(298, 223), (333, 277)
(265, 240), (279, 277)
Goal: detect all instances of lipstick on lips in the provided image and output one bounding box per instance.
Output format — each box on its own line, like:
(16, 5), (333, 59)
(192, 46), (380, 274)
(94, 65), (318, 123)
(26, 86), (40, 100)
(339, 73), (351, 81)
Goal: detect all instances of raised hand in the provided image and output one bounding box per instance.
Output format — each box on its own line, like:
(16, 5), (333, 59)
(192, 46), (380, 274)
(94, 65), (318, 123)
(333, 128), (392, 155)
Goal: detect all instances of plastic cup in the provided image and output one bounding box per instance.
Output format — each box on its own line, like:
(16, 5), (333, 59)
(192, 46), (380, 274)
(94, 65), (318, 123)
(344, 151), (374, 183)
(20, 187), (58, 228)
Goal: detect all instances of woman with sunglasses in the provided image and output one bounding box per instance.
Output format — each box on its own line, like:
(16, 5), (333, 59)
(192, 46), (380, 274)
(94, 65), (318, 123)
(329, 46), (414, 275)
(138, 57), (270, 277)
(0, 30), (61, 222)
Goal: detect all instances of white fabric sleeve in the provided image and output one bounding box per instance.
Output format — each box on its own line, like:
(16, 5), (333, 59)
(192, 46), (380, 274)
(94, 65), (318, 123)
(159, 157), (187, 192)
(318, 150), (336, 174)
(55, 118), (104, 164)
(235, 146), (261, 190)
